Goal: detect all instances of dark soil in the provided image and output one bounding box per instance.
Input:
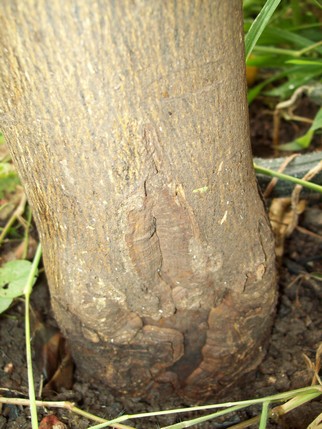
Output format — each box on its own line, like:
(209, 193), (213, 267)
(250, 96), (321, 158)
(0, 99), (321, 429)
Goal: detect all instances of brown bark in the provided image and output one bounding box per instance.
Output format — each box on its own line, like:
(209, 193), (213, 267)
(0, 1), (277, 402)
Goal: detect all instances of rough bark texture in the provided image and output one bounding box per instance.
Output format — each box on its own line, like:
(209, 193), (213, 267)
(0, 1), (277, 402)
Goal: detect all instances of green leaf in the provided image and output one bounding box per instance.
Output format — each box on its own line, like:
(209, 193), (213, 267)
(260, 27), (322, 53)
(279, 107), (322, 150)
(247, 65), (306, 103)
(312, 0), (322, 7)
(247, 54), (291, 68)
(245, 0), (282, 60)
(310, 272), (322, 281)
(0, 260), (38, 306)
(279, 130), (314, 151)
(287, 59), (322, 66)
(310, 107), (322, 131)
(265, 67), (322, 99)
(0, 297), (14, 314)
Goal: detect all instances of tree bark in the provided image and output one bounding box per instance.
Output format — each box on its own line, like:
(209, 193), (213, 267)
(0, 0), (277, 403)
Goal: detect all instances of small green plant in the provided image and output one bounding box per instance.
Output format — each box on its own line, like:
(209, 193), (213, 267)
(0, 129), (41, 426)
(279, 105), (322, 151)
(244, 0), (322, 101)
(0, 259), (38, 314)
(244, 0), (322, 150)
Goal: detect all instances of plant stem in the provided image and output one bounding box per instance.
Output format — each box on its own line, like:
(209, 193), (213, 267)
(0, 193), (27, 245)
(24, 243), (42, 429)
(1, 386), (321, 429)
(299, 40), (322, 56)
(254, 163), (322, 193)
(253, 45), (299, 56)
(22, 207), (32, 259)
(259, 401), (270, 429)
(254, 39), (322, 58)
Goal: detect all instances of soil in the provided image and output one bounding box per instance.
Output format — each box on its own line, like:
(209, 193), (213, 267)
(0, 98), (321, 429)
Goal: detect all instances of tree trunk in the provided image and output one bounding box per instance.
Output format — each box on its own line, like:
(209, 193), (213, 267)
(0, 1), (277, 403)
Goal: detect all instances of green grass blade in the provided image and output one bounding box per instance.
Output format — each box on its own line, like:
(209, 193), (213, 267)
(266, 67), (322, 99)
(245, 0), (282, 60)
(161, 404), (247, 429)
(312, 0), (322, 8)
(288, 59), (322, 66)
(247, 65), (308, 103)
(276, 391), (322, 415)
(259, 27), (322, 53)
(259, 401), (270, 429)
